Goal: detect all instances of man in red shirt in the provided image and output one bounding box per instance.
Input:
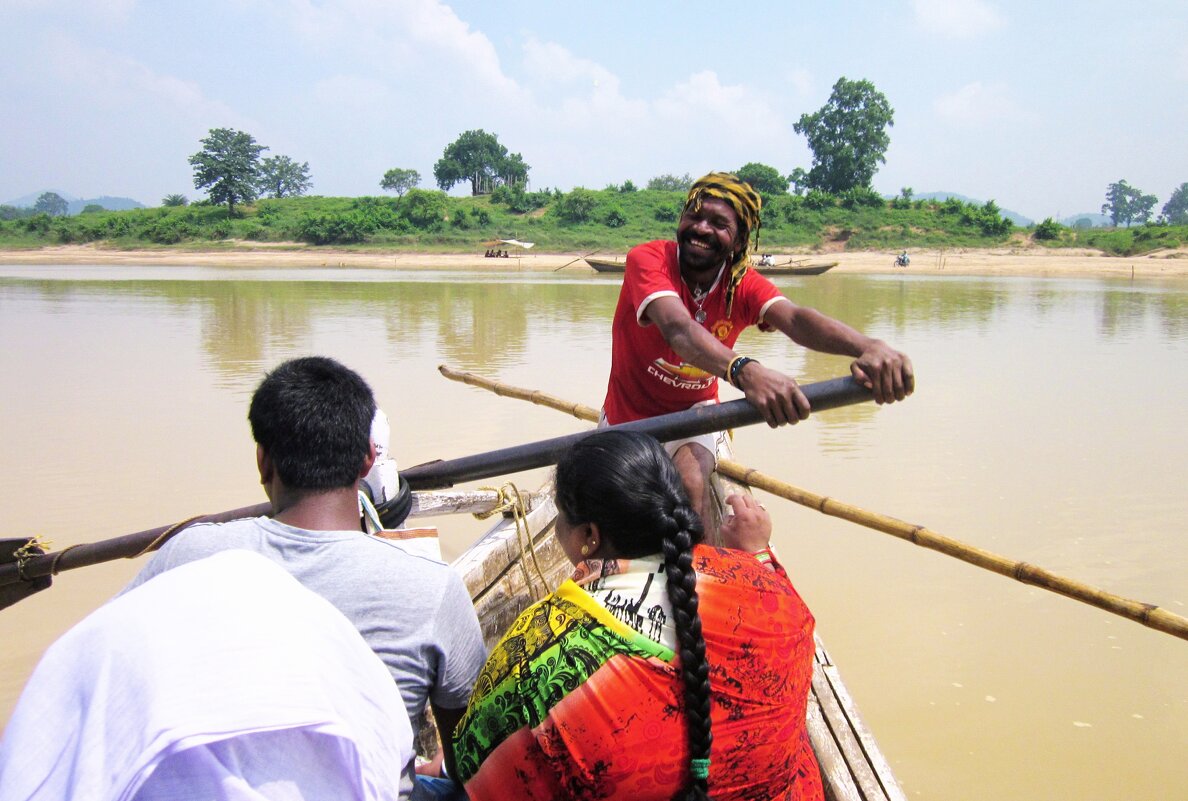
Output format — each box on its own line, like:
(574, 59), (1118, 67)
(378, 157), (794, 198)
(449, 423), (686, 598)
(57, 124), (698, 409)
(603, 172), (914, 531)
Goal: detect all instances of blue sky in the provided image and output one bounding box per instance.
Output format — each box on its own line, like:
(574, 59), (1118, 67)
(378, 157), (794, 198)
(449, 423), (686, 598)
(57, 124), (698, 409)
(2, 0), (1185, 221)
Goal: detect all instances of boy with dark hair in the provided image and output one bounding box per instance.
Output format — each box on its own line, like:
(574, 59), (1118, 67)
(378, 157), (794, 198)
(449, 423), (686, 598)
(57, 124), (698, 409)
(124, 356), (484, 799)
(248, 355), (377, 491)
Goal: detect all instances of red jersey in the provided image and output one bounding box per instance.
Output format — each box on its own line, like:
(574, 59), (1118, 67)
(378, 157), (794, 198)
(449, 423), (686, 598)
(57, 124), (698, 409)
(603, 240), (787, 424)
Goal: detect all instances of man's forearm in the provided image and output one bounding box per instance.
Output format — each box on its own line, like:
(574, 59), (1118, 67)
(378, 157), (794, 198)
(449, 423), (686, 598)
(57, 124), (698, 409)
(660, 317), (737, 378)
(781, 306), (877, 357)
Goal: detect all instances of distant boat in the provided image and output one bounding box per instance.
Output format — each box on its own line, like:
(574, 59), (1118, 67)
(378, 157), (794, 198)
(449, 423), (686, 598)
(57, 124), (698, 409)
(584, 257), (626, 273)
(759, 261), (838, 276)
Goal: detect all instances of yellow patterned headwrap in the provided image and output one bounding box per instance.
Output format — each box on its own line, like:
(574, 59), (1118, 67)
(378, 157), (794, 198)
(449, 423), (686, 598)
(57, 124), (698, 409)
(683, 172), (763, 316)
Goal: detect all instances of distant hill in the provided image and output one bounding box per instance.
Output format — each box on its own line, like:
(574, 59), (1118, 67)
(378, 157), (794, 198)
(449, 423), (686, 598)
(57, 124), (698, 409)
(1060, 212), (1111, 228)
(3, 190), (145, 214)
(67, 196), (145, 214)
(912, 191), (1033, 227)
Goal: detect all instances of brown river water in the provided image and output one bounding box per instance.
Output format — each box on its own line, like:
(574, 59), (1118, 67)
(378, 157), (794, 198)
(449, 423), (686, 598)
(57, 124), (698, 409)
(1, 264), (1185, 800)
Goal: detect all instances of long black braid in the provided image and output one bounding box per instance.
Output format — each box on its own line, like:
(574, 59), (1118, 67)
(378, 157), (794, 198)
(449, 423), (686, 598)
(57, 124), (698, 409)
(554, 430), (712, 800)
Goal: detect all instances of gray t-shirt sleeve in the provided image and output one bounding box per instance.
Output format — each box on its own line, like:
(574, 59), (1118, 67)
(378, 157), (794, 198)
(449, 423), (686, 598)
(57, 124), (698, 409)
(118, 526), (224, 597)
(429, 571), (486, 710)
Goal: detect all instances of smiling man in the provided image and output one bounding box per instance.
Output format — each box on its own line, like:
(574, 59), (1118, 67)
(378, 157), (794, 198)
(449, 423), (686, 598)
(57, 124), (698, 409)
(602, 172), (914, 533)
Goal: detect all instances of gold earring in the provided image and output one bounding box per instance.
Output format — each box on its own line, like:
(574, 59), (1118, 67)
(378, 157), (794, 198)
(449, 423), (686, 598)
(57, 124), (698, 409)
(580, 544), (589, 556)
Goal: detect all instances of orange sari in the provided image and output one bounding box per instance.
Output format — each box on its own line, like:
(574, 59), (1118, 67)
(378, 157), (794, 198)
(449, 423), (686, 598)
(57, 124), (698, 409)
(453, 545), (823, 800)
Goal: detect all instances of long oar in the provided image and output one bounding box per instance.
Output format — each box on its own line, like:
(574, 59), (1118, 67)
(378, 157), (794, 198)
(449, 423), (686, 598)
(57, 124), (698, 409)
(0, 490), (531, 603)
(552, 249), (600, 272)
(438, 365), (1188, 642)
(0, 375), (873, 599)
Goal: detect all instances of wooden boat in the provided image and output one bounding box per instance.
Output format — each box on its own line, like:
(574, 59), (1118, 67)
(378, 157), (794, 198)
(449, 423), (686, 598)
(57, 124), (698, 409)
(1, 395), (900, 798)
(759, 260), (838, 276)
(584, 256), (626, 273)
(450, 441), (906, 801)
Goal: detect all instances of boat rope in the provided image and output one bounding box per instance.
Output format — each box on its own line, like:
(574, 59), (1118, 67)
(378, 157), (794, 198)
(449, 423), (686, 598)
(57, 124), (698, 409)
(474, 483), (548, 601)
(11, 536), (51, 580)
(128, 516), (206, 560)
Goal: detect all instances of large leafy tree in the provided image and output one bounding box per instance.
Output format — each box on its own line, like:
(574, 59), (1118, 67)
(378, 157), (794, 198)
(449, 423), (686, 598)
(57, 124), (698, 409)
(794, 77), (894, 193)
(1161, 182), (1188, 225)
(189, 128), (267, 213)
(433, 130), (529, 196)
(34, 192), (69, 217)
(380, 168), (421, 196)
(736, 162), (787, 196)
(1102, 180), (1158, 227)
(258, 155), (312, 198)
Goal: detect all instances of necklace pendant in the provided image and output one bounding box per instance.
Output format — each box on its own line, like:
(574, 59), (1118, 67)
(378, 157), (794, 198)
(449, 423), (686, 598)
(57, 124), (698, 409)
(694, 309), (707, 323)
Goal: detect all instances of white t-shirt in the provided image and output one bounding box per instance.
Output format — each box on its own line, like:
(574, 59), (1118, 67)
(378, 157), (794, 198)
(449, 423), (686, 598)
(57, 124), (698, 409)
(0, 551), (414, 801)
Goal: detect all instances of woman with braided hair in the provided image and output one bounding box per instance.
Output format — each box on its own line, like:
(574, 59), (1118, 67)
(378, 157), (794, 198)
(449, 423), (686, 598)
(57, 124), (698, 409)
(452, 431), (824, 800)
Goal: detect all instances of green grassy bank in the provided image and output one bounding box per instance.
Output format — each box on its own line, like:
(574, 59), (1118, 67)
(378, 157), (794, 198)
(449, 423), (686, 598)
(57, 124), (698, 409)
(2, 187), (1184, 257)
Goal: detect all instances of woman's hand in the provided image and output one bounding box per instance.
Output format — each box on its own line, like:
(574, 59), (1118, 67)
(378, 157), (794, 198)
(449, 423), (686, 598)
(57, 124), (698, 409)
(719, 493), (772, 553)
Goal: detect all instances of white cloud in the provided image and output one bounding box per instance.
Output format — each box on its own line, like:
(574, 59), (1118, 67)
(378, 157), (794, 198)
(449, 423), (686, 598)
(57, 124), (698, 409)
(656, 70), (777, 130)
(47, 33), (236, 120)
(277, 0), (522, 99)
(522, 38), (619, 95)
(912, 0), (1004, 38)
(933, 81), (1019, 126)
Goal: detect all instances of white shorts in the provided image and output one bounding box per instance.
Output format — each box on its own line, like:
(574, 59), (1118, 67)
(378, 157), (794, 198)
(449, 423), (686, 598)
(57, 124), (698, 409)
(599, 400), (727, 463)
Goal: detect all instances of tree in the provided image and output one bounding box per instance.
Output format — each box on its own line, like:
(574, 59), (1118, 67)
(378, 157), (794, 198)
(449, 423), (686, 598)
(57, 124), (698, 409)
(554, 188), (599, 223)
(1102, 180), (1158, 228)
(433, 130), (529, 196)
(258, 155), (312, 198)
(81, 204), (105, 214)
(398, 188), (449, 229)
(188, 128), (267, 213)
(34, 192), (68, 217)
(787, 168), (809, 197)
(380, 168), (421, 197)
(646, 173), (693, 192)
(500, 152), (529, 189)
(793, 77), (894, 193)
(1161, 183), (1188, 225)
(162, 194), (189, 207)
(1133, 192), (1158, 225)
(735, 162), (787, 196)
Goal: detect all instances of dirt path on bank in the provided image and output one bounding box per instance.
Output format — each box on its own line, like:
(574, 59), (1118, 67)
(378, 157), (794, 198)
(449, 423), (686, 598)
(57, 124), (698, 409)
(2, 243), (1187, 279)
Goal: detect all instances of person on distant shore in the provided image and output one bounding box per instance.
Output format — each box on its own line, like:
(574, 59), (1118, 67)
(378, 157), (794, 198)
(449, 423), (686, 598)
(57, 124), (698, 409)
(452, 431), (824, 800)
(602, 172), (914, 531)
(121, 356), (485, 799)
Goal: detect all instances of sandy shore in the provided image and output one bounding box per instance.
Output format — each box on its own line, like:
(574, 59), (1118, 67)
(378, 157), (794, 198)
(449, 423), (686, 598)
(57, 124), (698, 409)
(2, 242), (1187, 279)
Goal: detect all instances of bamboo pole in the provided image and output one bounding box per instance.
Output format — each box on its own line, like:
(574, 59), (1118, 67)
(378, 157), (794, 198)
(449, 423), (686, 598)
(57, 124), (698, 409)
(439, 364), (1188, 643)
(0, 490), (531, 594)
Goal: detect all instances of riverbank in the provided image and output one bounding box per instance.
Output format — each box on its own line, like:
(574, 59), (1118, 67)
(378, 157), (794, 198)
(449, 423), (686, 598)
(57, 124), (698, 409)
(2, 242), (1187, 278)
